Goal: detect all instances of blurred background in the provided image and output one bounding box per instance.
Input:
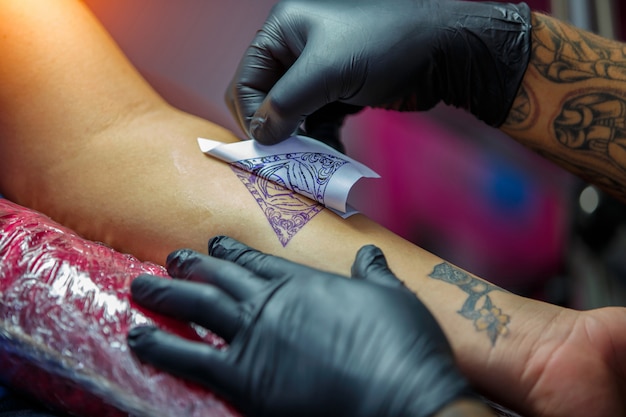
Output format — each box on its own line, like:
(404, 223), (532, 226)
(83, 0), (626, 308)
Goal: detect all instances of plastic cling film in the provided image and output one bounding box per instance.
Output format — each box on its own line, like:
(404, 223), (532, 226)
(0, 199), (240, 417)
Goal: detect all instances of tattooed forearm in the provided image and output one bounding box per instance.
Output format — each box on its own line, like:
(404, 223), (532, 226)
(548, 88), (626, 197)
(429, 263), (509, 346)
(502, 82), (538, 131)
(555, 90), (626, 177)
(531, 14), (626, 84)
(503, 13), (626, 203)
(555, 91), (626, 149)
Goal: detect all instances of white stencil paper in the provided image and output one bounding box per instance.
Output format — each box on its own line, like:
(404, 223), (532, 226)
(197, 136), (380, 217)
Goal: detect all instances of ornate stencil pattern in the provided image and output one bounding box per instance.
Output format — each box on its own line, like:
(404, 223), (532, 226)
(232, 152), (349, 205)
(230, 164), (323, 247)
(230, 151), (349, 246)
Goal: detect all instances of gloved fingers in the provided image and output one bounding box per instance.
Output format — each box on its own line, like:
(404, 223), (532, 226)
(351, 245), (408, 290)
(303, 103), (364, 153)
(131, 275), (242, 342)
(225, 61), (281, 140)
(208, 235), (314, 281)
(165, 249), (266, 301)
(248, 51), (344, 145)
(225, 26), (296, 139)
(127, 326), (242, 398)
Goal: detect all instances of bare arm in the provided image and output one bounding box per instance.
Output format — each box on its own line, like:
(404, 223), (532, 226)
(502, 12), (626, 203)
(1, 2), (625, 417)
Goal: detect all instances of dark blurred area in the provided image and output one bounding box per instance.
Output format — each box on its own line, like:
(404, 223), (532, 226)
(84, 0), (626, 309)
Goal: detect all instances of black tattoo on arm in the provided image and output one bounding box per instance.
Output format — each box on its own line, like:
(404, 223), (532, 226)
(429, 263), (509, 346)
(502, 82), (538, 131)
(531, 15), (626, 84)
(505, 14), (626, 201)
(534, 86), (626, 200)
(552, 90), (626, 196)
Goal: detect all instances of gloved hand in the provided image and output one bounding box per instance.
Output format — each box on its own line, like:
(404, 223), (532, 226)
(127, 236), (477, 417)
(226, 0), (532, 145)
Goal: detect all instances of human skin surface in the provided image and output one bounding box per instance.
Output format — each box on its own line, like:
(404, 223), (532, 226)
(1, 2), (626, 417)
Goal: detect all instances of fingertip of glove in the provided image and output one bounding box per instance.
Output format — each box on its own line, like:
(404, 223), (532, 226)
(356, 244), (386, 265)
(166, 248), (194, 267)
(127, 325), (158, 351)
(127, 325), (154, 340)
(351, 245), (383, 278)
(207, 235), (229, 256)
(165, 248), (198, 278)
(249, 110), (295, 145)
(208, 235), (248, 259)
(130, 274), (157, 293)
(130, 275), (173, 305)
(249, 116), (267, 141)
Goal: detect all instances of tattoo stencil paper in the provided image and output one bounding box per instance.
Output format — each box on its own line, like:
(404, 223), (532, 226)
(198, 136), (379, 246)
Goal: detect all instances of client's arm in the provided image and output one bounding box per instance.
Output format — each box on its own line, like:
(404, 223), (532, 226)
(1, 2), (625, 417)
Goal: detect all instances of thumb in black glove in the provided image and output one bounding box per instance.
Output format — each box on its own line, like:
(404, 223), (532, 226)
(128, 236), (477, 417)
(225, 0), (531, 145)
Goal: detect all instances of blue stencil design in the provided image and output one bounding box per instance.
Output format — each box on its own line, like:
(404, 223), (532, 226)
(230, 165), (324, 247)
(231, 152), (349, 205)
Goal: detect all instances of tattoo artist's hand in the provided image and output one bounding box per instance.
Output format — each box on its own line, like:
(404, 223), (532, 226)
(127, 236), (476, 417)
(226, 0), (532, 146)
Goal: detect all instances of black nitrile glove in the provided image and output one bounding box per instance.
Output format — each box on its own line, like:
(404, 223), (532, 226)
(297, 102), (363, 152)
(128, 236), (476, 417)
(225, 0), (532, 145)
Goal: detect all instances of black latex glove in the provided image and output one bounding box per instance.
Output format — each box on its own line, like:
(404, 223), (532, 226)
(296, 102), (363, 152)
(127, 236), (476, 417)
(225, 0), (532, 145)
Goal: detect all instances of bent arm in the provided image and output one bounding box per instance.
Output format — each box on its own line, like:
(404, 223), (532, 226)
(502, 12), (626, 203)
(0, 2), (616, 417)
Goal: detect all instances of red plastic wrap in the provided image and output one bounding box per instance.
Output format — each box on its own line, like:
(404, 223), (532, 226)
(0, 199), (240, 417)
